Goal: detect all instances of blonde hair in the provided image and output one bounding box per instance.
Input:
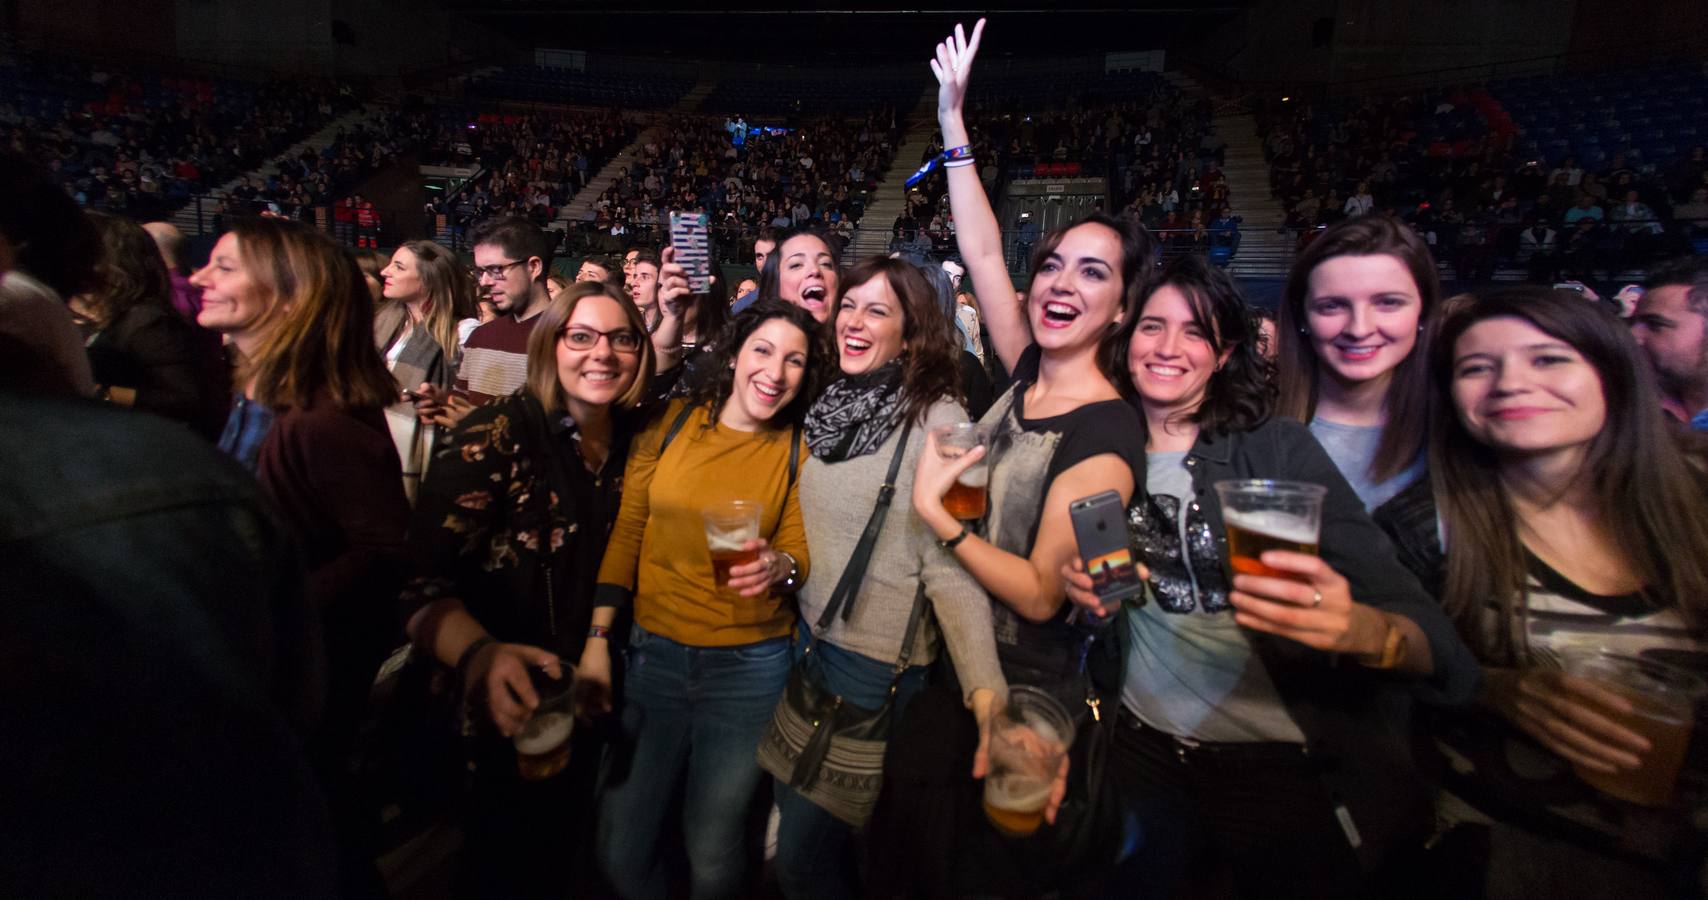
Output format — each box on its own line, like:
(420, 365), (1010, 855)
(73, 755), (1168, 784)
(230, 218), (396, 410)
(524, 281), (654, 415)
(398, 240), (479, 362)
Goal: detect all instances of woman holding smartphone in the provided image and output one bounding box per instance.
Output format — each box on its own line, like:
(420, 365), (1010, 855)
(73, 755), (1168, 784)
(588, 300), (828, 900)
(1058, 254), (1479, 899)
(1375, 288), (1708, 900)
(1275, 214), (1440, 509)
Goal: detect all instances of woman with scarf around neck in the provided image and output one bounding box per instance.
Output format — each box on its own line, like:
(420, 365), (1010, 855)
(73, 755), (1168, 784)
(775, 256), (1008, 900)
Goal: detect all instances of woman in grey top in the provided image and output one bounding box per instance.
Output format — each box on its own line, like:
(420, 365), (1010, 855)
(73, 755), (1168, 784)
(776, 256), (1006, 900)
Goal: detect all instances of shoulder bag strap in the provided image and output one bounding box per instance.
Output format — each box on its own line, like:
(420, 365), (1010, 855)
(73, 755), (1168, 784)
(887, 583), (930, 687)
(812, 422), (915, 630)
(656, 401), (699, 457)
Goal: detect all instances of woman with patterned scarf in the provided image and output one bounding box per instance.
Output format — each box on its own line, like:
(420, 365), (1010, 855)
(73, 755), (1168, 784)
(773, 256), (1007, 900)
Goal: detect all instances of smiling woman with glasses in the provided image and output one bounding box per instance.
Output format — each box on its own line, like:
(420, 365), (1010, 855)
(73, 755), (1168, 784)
(401, 279), (655, 895)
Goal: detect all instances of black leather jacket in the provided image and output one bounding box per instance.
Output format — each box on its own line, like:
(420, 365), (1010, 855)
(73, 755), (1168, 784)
(1104, 416), (1481, 871)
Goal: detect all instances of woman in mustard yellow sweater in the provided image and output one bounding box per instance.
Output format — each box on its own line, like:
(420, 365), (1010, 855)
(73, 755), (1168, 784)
(585, 299), (829, 900)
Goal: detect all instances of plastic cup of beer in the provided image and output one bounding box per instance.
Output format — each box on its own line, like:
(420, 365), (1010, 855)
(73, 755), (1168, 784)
(982, 686), (1076, 838)
(934, 423), (994, 521)
(1560, 649), (1704, 807)
(702, 500), (763, 589)
(1213, 480), (1327, 580)
(514, 663), (575, 781)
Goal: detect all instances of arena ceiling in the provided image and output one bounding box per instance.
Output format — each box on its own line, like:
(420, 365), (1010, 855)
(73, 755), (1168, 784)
(446, 1), (1246, 61)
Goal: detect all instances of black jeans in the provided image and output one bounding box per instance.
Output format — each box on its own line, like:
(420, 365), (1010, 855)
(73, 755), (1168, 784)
(1106, 708), (1368, 900)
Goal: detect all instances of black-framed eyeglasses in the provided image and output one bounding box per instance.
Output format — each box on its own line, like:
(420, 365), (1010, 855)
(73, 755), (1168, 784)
(559, 326), (643, 354)
(470, 259), (528, 281)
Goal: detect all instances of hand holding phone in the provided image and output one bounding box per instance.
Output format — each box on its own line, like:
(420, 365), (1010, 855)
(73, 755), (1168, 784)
(1068, 491), (1147, 613)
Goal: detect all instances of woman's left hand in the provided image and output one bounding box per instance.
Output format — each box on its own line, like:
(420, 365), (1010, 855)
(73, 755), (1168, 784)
(726, 537), (790, 597)
(1227, 551), (1386, 657)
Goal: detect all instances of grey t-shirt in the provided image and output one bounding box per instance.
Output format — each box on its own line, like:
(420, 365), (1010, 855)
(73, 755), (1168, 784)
(1121, 451), (1305, 743)
(1308, 418), (1423, 511)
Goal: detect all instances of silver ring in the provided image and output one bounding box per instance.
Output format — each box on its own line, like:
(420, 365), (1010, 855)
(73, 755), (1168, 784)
(1311, 591), (1323, 608)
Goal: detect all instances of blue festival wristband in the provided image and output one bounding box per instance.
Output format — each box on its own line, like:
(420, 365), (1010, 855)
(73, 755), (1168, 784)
(905, 144), (975, 189)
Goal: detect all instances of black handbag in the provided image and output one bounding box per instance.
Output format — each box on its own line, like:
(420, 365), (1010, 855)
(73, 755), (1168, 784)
(755, 423), (922, 827)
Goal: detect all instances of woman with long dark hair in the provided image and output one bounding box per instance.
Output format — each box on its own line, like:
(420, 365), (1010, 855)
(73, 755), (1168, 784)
(1060, 254), (1479, 899)
(72, 211), (226, 438)
(588, 300), (830, 900)
(776, 256), (1007, 899)
(403, 280), (655, 896)
(756, 226), (841, 324)
(1275, 214), (1439, 509)
(1375, 288), (1708, 899)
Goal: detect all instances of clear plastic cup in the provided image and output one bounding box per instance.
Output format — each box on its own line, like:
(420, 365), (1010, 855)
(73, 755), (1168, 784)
(702, 500), (763, 589)
(982, 686), (1076, 837)
(934, 423), (995, 520)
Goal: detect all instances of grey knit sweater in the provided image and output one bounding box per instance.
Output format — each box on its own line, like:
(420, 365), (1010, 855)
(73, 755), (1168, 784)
(797, 399), (1007, 703)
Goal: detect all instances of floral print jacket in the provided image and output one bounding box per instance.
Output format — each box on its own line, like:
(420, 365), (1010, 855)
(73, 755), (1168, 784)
(401, 392), (629, 660)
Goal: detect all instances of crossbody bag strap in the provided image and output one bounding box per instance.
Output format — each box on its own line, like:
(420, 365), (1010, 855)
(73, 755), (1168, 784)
(886, 583), (930, 692)
(656, 401), (698, 457)
(812, 422), (915, 630)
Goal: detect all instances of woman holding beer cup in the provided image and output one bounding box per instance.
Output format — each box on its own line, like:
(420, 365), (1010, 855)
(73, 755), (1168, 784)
(776, 256), (1008, 900)
(1375, 287), (1708, 899)
(1057, 256), (1480, 899)
(401, 280), (654, 895)
(1275, 214), (1440, 509)
(587, 299), (826, 900)
(875, 20), (1145, 897)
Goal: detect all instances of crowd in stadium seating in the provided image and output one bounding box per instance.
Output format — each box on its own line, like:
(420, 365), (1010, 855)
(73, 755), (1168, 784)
(576, 110), (899, 256)
(2, 48), (356, 220)
(424, 109), (635, 237)
(1260, 71), (1708, 278)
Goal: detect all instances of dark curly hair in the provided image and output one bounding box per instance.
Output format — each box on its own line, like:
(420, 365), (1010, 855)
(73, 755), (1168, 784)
(1110, 254), (1274, 435)
(689, 298), (830, 430)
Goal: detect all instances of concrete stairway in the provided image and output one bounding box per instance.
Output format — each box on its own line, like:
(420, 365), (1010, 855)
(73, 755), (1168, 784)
(848, 87), (939, 262)
(170, 104), (376, 236)
(1215, 111), (1294, 281)
(673, 69), (718, 112)
(554, 122), (664, 231)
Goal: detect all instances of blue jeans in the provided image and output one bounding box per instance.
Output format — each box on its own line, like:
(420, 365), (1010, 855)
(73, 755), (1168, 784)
(774, 632), (928, 900)
(595, 623), (791, 900)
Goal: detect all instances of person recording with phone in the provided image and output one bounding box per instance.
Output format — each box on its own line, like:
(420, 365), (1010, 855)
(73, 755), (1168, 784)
(1054, 253), (1479, 899)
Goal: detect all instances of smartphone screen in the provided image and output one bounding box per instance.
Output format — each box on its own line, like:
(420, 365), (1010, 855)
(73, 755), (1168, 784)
(668, 211), (713, 294)
(1070, 490), (1147, 610)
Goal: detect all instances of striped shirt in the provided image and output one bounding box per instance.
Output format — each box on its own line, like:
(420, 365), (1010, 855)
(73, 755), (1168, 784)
(455, 312), (539, 404)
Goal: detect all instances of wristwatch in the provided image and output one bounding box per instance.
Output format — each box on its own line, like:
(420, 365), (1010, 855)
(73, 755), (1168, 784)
(774, 550), (802, 593)
(937, 526), (971, 550)
(1359, 617), (1407, 670)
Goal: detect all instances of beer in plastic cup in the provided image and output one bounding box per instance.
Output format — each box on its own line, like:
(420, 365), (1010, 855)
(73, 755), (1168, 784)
(935, 423), (994, 521)
(982, 686), (1076, 837)
(702, 500), (763, 589)
(1213, 480), (1326, 581)
(514, 663), (575, 781)
(1561, 649), (1704, 807)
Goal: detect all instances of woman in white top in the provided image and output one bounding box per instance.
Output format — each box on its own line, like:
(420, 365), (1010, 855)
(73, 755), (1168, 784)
(374, 240), (480, 502)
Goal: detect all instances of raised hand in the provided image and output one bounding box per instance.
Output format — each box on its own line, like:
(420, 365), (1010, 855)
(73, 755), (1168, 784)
(929, 18), (986, 124)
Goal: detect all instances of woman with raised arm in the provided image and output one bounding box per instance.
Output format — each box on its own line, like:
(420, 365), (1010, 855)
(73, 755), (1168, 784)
(1274, 214), (1439, 509)
(1374, 288), (1708, 900)
(775, 257), (1007, 900)
(401, 280), (654, 896)
(1059, 256), (1479, 900)
(871, 20), (1147, 898)
(589, 300), (828, 900)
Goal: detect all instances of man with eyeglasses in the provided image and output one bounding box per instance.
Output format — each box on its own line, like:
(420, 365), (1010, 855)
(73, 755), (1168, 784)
(415, 218), (556, 428)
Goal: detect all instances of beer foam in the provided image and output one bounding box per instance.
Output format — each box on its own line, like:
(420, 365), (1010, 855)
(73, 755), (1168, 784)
(1222, 508), (1317, 545)
(956, 465), (989, 488)
(514, 711), (573, 754)
(706, 532), (750, 552)
(985, 774), (1054, 811)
